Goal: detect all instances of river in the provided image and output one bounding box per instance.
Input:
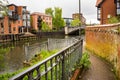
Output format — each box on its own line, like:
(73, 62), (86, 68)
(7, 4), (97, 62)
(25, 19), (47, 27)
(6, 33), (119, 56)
(0, 35), (76, 75)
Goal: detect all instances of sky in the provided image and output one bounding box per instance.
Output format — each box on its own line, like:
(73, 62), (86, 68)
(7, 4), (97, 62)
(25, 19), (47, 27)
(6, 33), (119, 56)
(7, 0), (99, 24)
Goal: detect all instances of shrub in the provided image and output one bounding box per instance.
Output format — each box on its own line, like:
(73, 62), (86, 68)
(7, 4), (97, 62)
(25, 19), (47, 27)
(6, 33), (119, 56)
(108, 16), (119, 24)
(79, 52), (91, 69)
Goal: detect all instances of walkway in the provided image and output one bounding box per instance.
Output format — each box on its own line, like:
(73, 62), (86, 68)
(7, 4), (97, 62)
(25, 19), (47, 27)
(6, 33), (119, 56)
(79, 53), (116, 80)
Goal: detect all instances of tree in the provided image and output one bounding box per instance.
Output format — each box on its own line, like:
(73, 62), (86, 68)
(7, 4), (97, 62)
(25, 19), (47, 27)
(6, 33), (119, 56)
(71, 19), (81, 26)
(54, 7), (65, 29)
(41, 22), (50, 31)
(0, 6), (8, 16)
(45, 8), (53, 17)
(45, 7), (65, 30)
(0, 0), (9, 16)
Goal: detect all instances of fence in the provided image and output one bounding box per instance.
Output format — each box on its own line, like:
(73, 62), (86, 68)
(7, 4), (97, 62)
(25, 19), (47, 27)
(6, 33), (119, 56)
(85, 23), (120, 79)
(10, 38), (83, 80)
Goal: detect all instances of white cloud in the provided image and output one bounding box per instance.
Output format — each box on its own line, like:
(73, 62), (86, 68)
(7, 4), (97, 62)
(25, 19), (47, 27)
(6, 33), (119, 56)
(7, 0), (100, 24)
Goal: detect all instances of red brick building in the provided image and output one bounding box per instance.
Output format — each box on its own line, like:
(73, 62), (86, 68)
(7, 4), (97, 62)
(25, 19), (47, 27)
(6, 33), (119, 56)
(0, 4), (30, 35)
(96, 0), (120, 24)
(31, 12), (52, 31)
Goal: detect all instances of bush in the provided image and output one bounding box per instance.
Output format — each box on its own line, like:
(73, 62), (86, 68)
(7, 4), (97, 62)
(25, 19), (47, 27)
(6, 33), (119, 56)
(79, 52), (91, 69)
(108, 16), (119, 24)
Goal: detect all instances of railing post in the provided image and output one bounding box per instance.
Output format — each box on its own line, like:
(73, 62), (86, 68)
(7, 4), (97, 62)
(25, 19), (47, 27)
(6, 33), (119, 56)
(65, 26), (68, 35)
(62, 52), (65, 80)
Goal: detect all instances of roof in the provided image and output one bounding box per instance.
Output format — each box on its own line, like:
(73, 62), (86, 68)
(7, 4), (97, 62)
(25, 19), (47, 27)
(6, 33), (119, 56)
(20, 32), (35, 37)
(31, 12), (51, 17)
(96, 0), (104, 7)
(7, 4), (17, 7)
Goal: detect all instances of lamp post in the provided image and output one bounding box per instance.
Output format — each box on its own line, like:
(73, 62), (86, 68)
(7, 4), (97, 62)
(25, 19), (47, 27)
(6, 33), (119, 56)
(79, 0), (81, 26)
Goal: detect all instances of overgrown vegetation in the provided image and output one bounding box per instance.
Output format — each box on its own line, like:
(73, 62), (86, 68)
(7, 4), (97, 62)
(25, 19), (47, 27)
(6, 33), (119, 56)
(72, 52), (91, 73)
(0, 49), (58, 80)
(30, 49), (58, 64)
(71, 19), (81, 26)
(79, 52), (91, 69)
(0, 47), (10, 54)
(108, 16), (119, 24)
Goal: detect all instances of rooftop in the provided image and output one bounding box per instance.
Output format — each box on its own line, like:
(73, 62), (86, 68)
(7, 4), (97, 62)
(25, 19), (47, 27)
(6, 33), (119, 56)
(31, 12), (52, 17)
(96, 0), (104, 7)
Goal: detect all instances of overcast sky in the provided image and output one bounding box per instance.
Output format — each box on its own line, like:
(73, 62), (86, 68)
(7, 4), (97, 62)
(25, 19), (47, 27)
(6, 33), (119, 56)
(7, 0), (99, 24)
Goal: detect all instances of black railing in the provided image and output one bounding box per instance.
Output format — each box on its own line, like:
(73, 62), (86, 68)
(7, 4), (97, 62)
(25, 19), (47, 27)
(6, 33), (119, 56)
(10, 39), (83, 80)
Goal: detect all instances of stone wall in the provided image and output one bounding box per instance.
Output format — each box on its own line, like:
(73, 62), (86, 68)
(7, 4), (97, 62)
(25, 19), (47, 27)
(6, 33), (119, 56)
(85, 23), (120, 79)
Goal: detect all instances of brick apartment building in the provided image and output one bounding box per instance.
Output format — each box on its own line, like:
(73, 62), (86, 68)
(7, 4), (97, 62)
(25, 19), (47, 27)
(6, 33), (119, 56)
(96, 0), (120, 24)
(0, 4), (30, 35)
(72, 13), (86, 25)
(31, 12), (52, 31)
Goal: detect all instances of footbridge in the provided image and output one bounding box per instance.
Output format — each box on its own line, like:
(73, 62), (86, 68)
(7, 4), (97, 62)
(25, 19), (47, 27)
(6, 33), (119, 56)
(64, 26), (85, 35)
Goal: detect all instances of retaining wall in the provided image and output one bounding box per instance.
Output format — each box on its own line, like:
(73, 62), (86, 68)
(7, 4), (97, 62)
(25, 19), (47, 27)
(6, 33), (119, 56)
(85, 23), (120, 79)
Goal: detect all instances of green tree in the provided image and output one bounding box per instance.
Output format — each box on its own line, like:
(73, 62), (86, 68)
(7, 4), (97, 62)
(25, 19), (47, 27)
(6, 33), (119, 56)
(71, 19), (81, 26)
(0, 6), (8, 16)
(45, 7), (65, 30)
(41, 22), (50, 31)
(54, 7), (65, 29)
(45, 8), (53, 17)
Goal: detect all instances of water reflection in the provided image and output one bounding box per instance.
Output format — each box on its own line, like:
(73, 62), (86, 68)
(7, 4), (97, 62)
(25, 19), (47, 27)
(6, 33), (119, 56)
(0, 36), (65, 74)
(0, 39), (47, 74)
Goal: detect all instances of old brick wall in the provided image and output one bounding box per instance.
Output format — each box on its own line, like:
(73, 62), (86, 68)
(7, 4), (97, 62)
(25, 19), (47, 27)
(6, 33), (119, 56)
(85, 23), (120, 79)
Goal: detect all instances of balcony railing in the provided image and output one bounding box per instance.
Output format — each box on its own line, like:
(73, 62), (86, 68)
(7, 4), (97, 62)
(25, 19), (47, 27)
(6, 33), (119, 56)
(8, 11), (18, 20)
(10, 38), (83, 80)
(0, 13), (4, 19)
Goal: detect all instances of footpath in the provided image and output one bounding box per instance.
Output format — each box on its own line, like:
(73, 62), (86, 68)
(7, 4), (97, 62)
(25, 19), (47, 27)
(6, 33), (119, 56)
(78, 52), (116, 80)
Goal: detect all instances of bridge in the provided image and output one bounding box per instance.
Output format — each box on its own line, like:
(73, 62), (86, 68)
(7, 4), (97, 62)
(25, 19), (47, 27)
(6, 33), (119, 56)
(10, 38), (83, 80)
(64, 26), (85, 35)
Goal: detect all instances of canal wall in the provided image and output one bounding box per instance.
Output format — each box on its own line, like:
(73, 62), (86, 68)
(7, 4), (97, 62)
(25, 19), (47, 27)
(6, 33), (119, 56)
(0, 31), (65, 43)
(85, 23), (120, 79)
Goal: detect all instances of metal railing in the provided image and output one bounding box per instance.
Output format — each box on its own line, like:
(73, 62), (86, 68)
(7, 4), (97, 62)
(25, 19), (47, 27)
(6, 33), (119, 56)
(10, 38), (83, 80)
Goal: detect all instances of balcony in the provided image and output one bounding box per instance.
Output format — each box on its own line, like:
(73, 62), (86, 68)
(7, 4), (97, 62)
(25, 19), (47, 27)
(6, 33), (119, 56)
(0, 13), (4, 19)
(8, 11), (18, 20)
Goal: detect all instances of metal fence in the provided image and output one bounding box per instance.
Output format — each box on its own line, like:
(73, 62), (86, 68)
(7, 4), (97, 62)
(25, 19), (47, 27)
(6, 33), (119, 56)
(10, 38), (83, 80)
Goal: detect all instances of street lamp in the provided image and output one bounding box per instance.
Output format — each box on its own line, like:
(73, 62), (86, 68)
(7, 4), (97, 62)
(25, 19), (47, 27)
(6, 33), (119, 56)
(79, 0), (81, 26)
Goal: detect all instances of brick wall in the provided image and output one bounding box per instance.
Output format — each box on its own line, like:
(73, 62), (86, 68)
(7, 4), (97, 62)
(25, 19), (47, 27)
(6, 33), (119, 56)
(85, 23), (120, 79)
(100, 0), (116, 24)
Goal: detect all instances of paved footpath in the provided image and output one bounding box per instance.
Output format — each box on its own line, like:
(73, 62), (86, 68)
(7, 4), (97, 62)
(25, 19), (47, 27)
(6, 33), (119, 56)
(78, 53), (116, 80)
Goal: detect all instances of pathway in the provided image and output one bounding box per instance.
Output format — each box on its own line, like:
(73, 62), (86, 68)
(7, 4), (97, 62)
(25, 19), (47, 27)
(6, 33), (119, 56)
(78, 53), (116, 80)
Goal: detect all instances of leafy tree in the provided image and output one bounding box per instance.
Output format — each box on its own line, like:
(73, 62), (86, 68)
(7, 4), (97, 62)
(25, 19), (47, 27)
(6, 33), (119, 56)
(0, 7), (8, 16)
(54, 7), (65, 29)
(71, 19), (81, 26)
(45, 7), (65, 30)
(41, 22), (50, 31)
(45, 8), (53, 17)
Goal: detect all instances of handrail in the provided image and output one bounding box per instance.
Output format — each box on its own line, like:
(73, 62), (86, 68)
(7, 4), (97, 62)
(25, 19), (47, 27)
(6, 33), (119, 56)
(10, 38), (83, 80)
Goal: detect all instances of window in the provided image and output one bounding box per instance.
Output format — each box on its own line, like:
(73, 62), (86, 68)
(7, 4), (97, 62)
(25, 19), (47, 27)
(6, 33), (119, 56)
(0, 23), (4, 34)
(9, 25), (11, 33)
(13, 27), (16, 31)
(116, 0), (120, 15)
(97, 7), (101, 20)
